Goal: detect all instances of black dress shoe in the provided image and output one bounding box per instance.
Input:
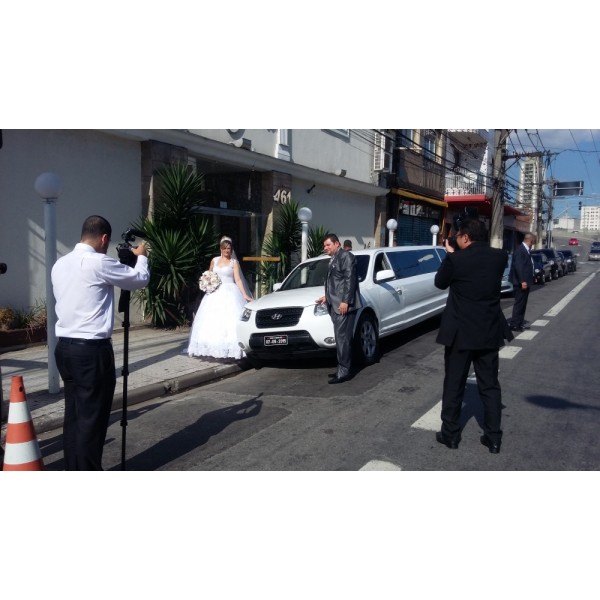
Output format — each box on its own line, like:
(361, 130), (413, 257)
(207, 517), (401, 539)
(480, 435), (501, 454)
(509, 325), (524, 332)
(328, 372), (338, 379)
(522, 321), (531, 329)
(436, 431), (460, 449)
(328, 374), (351, 384)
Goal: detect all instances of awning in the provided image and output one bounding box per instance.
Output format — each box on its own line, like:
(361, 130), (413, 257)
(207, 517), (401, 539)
(392, 188), (448, 208)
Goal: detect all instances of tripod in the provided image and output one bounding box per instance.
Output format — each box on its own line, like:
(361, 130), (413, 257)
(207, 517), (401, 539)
(118, 288), (131, 470)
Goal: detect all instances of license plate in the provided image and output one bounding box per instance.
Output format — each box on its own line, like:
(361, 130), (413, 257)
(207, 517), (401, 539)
(265, 335), (288, 346)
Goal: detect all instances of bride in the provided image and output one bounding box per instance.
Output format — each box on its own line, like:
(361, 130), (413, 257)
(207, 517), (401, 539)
(187, 236), (253, 359)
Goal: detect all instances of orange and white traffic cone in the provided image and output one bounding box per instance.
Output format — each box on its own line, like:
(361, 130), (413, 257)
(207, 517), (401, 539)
(2, 375), (44, 471)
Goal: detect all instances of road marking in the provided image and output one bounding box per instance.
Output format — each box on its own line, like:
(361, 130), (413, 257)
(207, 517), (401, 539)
(412, 401), (442, 431)
(515, 330), (538, 340)
(544, 273), (596, 317)
(359, 460), (402, 471)
(531, 319), (549, 327)
(500, 346), (522, 359)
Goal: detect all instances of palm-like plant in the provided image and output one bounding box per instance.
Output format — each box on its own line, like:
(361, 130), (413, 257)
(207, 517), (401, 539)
(260, 200), (302, 292)
(132, 164), (218, 327)
(307, 225), (329, 259)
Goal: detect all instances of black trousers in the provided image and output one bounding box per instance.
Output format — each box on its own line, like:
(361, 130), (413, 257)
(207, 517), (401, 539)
(509, 285), (529, 328)
(330, 309), (356, 378)
(55, 338), (116, 470)
(441, 344), (503, 444)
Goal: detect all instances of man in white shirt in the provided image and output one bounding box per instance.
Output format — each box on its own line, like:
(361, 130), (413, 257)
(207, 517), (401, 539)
(52, 215), (150, 470)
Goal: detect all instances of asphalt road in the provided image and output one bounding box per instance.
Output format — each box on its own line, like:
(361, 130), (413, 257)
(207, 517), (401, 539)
(38, 233), (600, 471)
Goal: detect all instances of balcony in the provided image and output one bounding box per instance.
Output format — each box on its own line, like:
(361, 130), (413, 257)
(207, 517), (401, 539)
(445, 173), (487, 197)
(447, 129), (489, 147)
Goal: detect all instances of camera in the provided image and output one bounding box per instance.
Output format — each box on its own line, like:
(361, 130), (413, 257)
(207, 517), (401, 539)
(116, 228), (146, 267)
(0, 262), (6, 275)
(444, 209), (479, 250)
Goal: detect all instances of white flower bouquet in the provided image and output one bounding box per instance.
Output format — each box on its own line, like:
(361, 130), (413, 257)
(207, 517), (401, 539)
(199, 270), (221, 294)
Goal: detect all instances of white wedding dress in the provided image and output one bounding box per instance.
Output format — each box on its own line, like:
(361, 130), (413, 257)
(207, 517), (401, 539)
(187, 257), (248, 359)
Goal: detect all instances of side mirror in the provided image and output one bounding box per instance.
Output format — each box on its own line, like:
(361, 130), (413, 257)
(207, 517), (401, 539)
(273, 283), (282, 292)
(375, 269), (395, 283)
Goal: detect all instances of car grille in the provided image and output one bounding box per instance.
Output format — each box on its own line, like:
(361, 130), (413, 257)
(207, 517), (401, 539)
(255, 307), (304, 329)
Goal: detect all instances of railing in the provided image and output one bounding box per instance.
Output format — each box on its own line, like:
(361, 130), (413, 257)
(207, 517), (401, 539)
(445, 174), (487, 196)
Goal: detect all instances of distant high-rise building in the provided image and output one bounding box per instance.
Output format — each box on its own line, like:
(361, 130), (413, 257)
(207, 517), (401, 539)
(581, 205), (600, 230)
(517, 157), (541, 214)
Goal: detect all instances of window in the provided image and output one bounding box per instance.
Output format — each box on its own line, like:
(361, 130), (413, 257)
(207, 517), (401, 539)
(385, 249), (442, 279)
(422, 130), (436, 160)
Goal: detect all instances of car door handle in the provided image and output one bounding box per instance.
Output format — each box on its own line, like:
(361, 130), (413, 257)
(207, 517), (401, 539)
(395, 288), (402, 295)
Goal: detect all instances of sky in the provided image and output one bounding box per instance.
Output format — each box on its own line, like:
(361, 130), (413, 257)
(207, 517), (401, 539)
(506, 130), (600, 219)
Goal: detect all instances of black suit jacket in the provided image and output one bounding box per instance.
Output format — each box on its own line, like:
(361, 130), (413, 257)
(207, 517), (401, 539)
(509, 243), (534, 287)
(325, 248), (362, 315)
(434, 242), (513, 350)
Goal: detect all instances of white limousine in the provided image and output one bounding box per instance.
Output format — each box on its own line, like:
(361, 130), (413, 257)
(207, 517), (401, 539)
(236, 245), (449, 367)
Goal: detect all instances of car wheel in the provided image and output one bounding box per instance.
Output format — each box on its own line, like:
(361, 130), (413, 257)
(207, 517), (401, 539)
(552, 269), (559, 280)
(353, 312), (379, 366)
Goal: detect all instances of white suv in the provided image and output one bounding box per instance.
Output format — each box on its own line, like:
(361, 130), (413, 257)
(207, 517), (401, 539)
(236, 245), (449, 366)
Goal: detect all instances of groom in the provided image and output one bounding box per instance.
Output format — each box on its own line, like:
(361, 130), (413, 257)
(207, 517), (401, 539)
(316, 233), (362, 384)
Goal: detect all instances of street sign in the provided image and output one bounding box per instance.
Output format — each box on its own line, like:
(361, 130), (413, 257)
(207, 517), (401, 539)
(552, 181), (584, 197)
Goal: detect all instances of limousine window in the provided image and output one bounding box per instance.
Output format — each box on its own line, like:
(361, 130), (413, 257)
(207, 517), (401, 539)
(385, 249), (442, 279)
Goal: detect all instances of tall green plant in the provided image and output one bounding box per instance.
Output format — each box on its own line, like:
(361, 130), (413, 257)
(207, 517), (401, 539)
(307, 225), (329, 258)
(260, 200), (302, 292)
(132, 164), (218, 327)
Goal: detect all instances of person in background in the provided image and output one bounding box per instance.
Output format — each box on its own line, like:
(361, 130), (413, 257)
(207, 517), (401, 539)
(52, 215), (149, 470)
(343, 239), (353, 251)
(316, 233), (362, 384)
(187, 236), (253, 360)
(433, 218), (512, 454)
(507, 232), (536, 332)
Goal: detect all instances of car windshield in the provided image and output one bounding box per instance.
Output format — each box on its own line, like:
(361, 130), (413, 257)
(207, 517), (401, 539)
(279, 255), (370, 291)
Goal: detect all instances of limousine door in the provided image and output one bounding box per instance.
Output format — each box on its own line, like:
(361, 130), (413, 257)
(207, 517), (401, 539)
(368, 251), (406, 335)
(384, 248), (445, 326)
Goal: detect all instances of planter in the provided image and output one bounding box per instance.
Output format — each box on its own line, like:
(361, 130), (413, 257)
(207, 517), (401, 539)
(0, 326), (47, 349)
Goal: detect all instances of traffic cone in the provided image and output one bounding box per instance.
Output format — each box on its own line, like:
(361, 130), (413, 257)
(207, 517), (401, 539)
(2, 375), (44, 471)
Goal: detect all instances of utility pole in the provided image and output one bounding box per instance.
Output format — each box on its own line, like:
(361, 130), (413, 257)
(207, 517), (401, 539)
(490, 129), (510, 249)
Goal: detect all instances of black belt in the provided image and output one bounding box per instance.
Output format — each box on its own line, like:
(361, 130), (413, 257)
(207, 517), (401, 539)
(58, 337), (111, 346)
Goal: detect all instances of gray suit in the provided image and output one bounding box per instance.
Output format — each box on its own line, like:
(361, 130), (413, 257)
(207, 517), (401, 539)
(325, 248), (362, 378)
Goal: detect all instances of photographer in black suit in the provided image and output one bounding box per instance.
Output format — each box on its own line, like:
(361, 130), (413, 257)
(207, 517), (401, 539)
(434, 219), (513, 454)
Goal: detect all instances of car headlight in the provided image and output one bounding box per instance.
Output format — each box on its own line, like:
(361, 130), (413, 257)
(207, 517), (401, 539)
(241, 308), (252, 322)
(535, 268), (541, 273)
(314, 303), (329, 317)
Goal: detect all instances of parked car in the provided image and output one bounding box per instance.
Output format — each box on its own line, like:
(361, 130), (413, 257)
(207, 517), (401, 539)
(556, 251), (569, 276)
(236, 245), (450, 366)
(531, 248), (563, 280)
(559, 249), (577, 272)
(568, 238), (579, 245)
(501, 255), (514, 295)
(532, 252), (552, 284)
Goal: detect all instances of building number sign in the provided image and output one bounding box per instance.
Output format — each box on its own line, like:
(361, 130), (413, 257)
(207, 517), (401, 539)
(273, 188), (291, 204)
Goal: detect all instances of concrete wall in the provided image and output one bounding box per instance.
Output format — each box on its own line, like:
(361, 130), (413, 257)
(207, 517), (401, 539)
(0, 129), (142, 321)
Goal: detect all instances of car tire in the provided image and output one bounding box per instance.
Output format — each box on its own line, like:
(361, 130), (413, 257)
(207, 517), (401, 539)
(552, 269), (559, 280)
(353, 312), (379, 366)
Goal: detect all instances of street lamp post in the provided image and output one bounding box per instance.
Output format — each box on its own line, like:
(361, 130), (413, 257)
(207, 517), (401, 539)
(430, 224), (440, 246)
(34, 172), (62, 394)
(386, 219), (397, 247)
(298, 207), (313, 263)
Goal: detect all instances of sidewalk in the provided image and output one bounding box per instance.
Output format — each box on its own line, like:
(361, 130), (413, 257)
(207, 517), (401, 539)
(0, 325), (245, 437)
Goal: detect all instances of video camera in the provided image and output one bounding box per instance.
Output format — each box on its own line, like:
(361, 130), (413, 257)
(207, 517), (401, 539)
(116, 228), (146, 268)
(445, 208), (479, 250)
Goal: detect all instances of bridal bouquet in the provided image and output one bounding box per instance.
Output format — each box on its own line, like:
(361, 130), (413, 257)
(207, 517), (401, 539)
(199, 270), (221, 294)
